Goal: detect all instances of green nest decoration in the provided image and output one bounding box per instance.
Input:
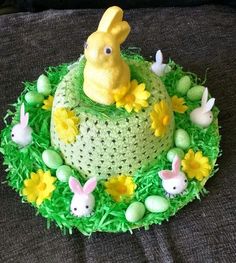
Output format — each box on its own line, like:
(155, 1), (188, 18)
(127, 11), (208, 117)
(0, 53), (220, 235)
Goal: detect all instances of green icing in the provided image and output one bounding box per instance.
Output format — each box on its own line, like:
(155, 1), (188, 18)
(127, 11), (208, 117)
(51, 56), (174, 179)
(0, 54), (220, 235)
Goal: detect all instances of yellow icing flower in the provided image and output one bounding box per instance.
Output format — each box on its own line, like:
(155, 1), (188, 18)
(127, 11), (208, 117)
(53, 107), (79, 143)
(105, 175), (137, 202)
(114, 80), (150, 113)
(181, 149), (211, 181)
(150, 100), (171, 137)
(42, 95), (54, 110)
(171, 95), (188, 113)
(22, 169), (56, 206)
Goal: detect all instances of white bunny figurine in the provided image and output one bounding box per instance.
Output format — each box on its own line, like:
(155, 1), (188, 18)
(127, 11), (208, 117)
(69, 176), (97, 217)
(190, 87), (215, 128)
(151, 50), (171, 77)
(158, 156), (188, 196)
(11, 104), (33, 147)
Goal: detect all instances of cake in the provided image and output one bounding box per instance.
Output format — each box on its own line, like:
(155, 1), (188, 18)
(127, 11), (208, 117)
(0, 6), (220, 235)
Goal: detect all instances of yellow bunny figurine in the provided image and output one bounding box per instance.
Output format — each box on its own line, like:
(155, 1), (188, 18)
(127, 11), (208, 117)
(83, 6), (131, 105)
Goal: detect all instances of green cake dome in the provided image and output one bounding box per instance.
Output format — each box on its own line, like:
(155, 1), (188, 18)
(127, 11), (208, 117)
(50, 56), (175, 179)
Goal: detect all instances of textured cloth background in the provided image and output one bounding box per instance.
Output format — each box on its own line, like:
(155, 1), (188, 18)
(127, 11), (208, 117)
(0, 5), (236, 263)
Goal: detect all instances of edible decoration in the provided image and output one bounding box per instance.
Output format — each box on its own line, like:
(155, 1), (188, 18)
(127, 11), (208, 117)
(144, 195), (169, 213)
(69, 176), (97, 217)
(151, 50), (170, 77)
(187, 85), (205, 101)
(42, 95), (54, 110)
(171, 95), (188, 113)
(159, 156), (188, 196)
(176, 75), (191, 95)
(150, 100), (171, 137)
(83, 6), (131, 105)
(174, 128), (190, 150)
(190, 87), (215, 128)
(25, 91), (44, 106)
(37, 74), (52, 96)
(182, 149), (211, 181)
(42, 149), (63, 169)
(125, 201), (146, 223)
(167, 148), (185, 162)
(105, 175), (136, 202)
(22, 169), (56, 206)
(11, 104), (32, 147)
(0, 6), (221, 235)
(113, 80), (150, 113)
(56, 165), (72, 182)
(53, 107), (80, 143)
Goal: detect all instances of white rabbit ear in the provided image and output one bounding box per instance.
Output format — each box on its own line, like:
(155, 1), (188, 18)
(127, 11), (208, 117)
(159, 170), (175, 180)
(204, 98), (215, 113)
(201, 87), (208, 107)
(83, 177), (97, 194)
(172, 156), (180, 175)
(20, 104), (29, 128)
(155, 50), (163, 65)
(69, 177), (83, 194)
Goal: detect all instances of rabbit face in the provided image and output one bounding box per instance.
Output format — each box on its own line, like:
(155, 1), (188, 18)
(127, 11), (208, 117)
(190, 108), (213, 128)
(162, 172), (188, 195)
(69, 176), (97, 218)
(11, 124), (32, 147)
(71, 193), (95, 217)
(84, 31), (120, 67)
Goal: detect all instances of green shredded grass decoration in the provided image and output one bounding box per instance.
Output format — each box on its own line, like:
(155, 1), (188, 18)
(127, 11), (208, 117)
(0, 53), (220, 235)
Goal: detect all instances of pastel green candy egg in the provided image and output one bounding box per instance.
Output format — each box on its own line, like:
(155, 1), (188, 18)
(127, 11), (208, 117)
(37, 74), (52, 96)
(145, 195), (169, 213)
(42, 149), (63, 169)
(25, 91), (44, 106)
(174, 129), (190, 150)
(56, 165), (72, 182)
(125, 202), (145, 223)
(167, 147), (185, 162)
(187, 85), (205, 101)
(176, 76), (191, 95)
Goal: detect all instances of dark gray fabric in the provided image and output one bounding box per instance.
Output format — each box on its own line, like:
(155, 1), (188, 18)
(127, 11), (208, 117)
(0, 5), (236, 263)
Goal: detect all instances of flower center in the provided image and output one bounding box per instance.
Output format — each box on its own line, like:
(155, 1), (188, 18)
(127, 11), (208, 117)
(38, 182), (46, 191)
(62, 121), (68, 130)
(125, 94), (135, 103)
(162, 115), (170, 126)
(190, 161), (200, 169)
(117, 185), (127, 194)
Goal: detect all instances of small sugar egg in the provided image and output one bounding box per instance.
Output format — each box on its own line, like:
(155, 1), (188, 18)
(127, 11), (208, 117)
(176, 76), (191, 95)
(187, 85), (205, 101)
(174, 129), (190, 150)
(25, 91), (44, 106)
(167, 148), (185, 162)
(125, 202), (145, 223)
(145, 196), (169, 213)
(37, 74), (52, 96)
(42, 149), (63, 169)
(56, 165), (72, 182)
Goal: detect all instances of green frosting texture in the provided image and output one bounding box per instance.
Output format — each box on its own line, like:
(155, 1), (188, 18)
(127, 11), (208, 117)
(51, 56), (175, 179)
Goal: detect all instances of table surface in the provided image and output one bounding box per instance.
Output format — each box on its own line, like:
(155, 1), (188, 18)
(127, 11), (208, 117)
(0, 5), (236, 263)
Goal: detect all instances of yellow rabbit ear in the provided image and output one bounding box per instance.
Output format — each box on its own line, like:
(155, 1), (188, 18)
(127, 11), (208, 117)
(97, 6), (123, 33)
(110, 21), (131, 44)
